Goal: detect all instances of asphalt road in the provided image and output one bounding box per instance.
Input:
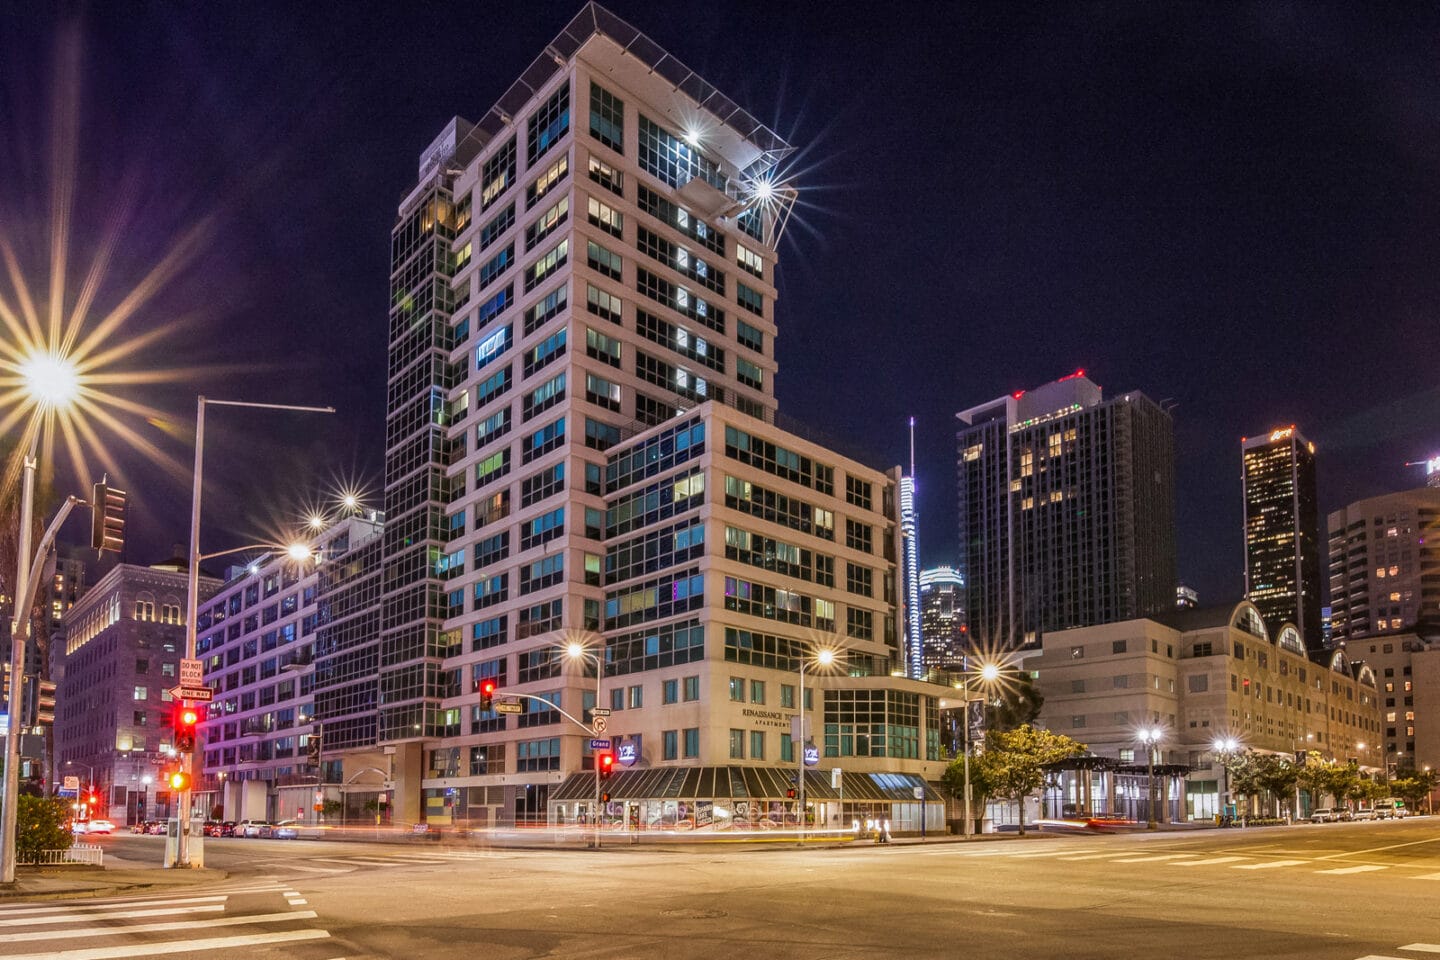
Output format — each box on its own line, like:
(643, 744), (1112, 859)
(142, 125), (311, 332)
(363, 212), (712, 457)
(13, 819), (1440, 959)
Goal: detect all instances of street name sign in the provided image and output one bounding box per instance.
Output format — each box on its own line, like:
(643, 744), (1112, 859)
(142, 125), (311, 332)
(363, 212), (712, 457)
(592, 708), (612, 717)
(494, 700), (524, 714)
(589, 739), (612, 750)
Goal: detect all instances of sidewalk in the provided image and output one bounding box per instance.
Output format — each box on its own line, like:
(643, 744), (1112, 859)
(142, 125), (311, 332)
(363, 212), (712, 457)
(0, 865), (228, 902)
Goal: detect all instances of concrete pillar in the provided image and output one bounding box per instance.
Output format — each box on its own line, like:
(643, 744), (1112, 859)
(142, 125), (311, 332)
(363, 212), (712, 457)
(391, 742), (423, 825)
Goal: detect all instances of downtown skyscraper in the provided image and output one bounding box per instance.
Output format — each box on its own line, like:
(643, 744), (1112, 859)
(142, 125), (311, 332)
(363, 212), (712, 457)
(956, 371), (1176, 649)
(350, 4), (946, 829)
(1242, 426), (1321, 649)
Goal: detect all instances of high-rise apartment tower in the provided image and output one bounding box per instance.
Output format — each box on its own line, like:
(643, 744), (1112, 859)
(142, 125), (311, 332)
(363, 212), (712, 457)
(1327, 486), (1440, 644)
(956, 371), (1176, 648)
(358, 4), (945, 829)
(1242, 426), (1320, 649)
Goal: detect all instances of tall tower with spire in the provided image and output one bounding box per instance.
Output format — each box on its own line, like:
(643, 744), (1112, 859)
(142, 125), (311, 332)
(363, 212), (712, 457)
(900, 417), (922, 678)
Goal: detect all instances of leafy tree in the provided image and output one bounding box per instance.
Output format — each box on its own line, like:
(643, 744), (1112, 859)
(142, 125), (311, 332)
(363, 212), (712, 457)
(1389, 769), (1437, 811)
(16, 795), (72, 864)
(1319, 762), (1360, 807)
(968, 724), (1086, 835)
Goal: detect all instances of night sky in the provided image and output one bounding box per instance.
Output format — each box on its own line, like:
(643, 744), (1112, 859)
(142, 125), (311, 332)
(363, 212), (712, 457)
(4, 2), (1438, 605)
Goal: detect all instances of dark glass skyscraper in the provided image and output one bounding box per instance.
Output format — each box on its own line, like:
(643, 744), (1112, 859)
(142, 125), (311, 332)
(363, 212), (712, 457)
(1242, 426), (1320, 650)
(956, 372), (1177, 648)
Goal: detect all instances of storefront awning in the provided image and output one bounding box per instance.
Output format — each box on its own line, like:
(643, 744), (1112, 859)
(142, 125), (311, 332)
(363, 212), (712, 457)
(549, 766), (941, 803)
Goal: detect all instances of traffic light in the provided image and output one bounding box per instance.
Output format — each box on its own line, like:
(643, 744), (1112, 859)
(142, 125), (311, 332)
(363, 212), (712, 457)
(36, 679), (56, 726)
(174, 705), (202, 752)
(479, 678), (497, 711)
(90, 481), (127, 554)
(786, 788), (797, 800)
(601, 792), (611, 804)
(167, 770), (192, 791)
(598, 752), (615, 780)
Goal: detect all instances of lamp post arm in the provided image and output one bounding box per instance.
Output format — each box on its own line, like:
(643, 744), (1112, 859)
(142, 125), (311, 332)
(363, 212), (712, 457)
(506, 692), (593, 736)
(9, 495), (83, 636)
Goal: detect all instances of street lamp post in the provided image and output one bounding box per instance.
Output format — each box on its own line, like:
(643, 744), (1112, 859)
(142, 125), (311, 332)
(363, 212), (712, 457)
(1213, 738), (1238, 824)
(959, 661), (1001, 839)
(796, 647), (836, 846)
(564, 640), (604, 850)
(1139, 727), (1162, 830)
(177, 396), (334, 868)
(3, 357), (81, 884)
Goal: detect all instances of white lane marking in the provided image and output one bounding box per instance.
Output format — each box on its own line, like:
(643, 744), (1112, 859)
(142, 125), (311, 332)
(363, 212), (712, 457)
(309, 857), (415, 866)
(1400, 945), (1440, 954)
(276, 863), (351, 874)
(0, 897), (227, 917)
(4, 910), (317, 943)
(1416, 873), (1440, 880)
(2, 928), (331, 960)
(1172, 857), (1246, 867)
(1316, 864), (1387, 875)
(1111, 854), (1196, 863)
(1055, 852), (1144, 861)
(0, 905), (225, 927)
(1233, 859), (1307, 870)
(287, 899), (309, 906)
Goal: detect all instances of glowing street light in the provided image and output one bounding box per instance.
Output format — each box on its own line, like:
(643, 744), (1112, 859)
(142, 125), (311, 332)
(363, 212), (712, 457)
(956, 658), (1005, 838)
(17, 350), (80, 410)
(1139, 727), (1164, 830)
(1213, 737), (1240, 823)
(796, 645), (839, 845)
(562, 636), (606, 849)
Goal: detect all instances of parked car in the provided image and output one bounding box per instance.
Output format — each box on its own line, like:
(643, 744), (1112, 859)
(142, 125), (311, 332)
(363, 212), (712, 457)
(272, 819), (301, 839)
(147, 820), (168, 835)
(1373, 799), (1408, 820)
(202, 821), (225, 837)
(238, 819), (273, 838)
(220, 821), (239, 837)
(1311, 808), (1339, 823)
(1351, 807), (1377, 821)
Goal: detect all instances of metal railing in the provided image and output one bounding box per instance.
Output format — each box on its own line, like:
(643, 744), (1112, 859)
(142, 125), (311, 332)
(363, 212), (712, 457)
(21, 843), (103, 866)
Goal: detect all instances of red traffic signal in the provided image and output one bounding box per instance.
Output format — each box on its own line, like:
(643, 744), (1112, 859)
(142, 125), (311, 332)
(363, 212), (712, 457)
(597, 752), (615, 780)
(786, 788), (797, 800)
(174, 705), (202, 752)
(167, 770), (192, 791)
(479, 678), (497, 710)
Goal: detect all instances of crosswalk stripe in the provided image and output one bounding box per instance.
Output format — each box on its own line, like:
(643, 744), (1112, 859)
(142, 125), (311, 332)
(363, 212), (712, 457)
(1056, 852), (1143, 861)
(1112, 854), (1195, 863)
(1233, 860), (1306, 870)
(1316, 864), (1387, 875)
(1172, 857), (1246, 867)
(2, 928), (331, 960)
(4, 910), (316, 943)
(1416, 873), (1440, 881)
(0, 905), (225, 927)
(0, 897), (228, 917)
(1400, 945), (1440, 953)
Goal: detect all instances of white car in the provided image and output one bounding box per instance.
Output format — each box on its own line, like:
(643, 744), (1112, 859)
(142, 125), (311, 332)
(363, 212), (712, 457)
(238, 819), (273, 838)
